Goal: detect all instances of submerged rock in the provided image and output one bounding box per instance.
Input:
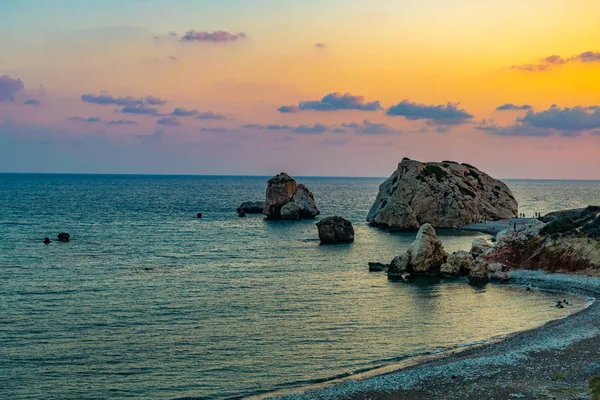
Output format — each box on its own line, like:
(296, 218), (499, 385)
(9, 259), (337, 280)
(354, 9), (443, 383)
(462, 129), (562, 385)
(43, 237), (51, 244)
(238, 211), (247, 218)
(236, 201), (265, 214)
(57, 232), (70, 242)
(366, 158), (518, 229)
(369, 262), (388, 272)
(316, 216), (354, 244)
(263, 173), (320, 220)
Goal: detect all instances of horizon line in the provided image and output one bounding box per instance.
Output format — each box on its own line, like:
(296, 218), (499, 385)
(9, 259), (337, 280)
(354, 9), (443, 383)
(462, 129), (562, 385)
(1, 171), (599, 182)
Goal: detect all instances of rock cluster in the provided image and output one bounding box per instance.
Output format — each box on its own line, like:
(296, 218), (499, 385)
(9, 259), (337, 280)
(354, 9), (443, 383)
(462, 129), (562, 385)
(370, 223), (513, 285)
(366, 158), (518, 230)
(263, 173), (320, 220)
(316, 216), (354, 244)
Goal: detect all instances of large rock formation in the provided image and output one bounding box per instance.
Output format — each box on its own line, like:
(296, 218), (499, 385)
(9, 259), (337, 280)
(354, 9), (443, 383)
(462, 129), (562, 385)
(263, 173), (320, 220)
(481, 206), (600, 273)
(316, 216), (354, 244)
(366, 158), (518, 229)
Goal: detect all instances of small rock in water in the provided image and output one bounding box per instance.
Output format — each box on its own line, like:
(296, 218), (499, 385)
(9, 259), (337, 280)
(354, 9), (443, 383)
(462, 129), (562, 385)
(238, 211), (247, 218)
(555, 301), (564, 308)
(197, 213), (202, 218)
(43, 237), (51, 244)
(57, 232), (70, 242)
(368, 262), (388, 272)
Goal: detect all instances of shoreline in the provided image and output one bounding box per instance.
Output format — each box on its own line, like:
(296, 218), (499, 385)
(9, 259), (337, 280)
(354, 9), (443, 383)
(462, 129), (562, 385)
(253, 271), (600, 400)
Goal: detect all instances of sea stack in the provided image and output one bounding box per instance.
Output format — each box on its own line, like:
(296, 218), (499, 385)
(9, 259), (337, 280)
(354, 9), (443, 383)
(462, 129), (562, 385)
(263, 173), (320, 220)
(366, 158), (518, 229)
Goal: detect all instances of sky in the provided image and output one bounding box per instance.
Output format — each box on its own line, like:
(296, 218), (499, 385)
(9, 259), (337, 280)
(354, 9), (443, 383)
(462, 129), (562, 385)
(1, 0), (600, 178)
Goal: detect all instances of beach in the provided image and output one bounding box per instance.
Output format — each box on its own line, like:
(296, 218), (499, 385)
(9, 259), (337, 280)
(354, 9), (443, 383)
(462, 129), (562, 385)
(263, 271), (600, 400)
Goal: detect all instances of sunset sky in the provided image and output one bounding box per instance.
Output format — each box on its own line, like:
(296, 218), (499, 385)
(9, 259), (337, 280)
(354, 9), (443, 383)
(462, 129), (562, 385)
(1, 0), (600, 178)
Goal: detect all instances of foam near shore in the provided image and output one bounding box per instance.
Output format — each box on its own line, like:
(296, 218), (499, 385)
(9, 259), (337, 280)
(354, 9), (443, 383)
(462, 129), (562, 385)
(255, 271), (600, 400)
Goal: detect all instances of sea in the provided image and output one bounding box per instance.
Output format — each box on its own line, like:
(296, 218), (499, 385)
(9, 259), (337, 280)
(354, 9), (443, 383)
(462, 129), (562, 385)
(1, 174), (599, 400)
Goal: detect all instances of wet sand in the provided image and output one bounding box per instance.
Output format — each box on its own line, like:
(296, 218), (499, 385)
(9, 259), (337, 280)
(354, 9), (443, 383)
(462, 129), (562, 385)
(262, 272), (600, 400)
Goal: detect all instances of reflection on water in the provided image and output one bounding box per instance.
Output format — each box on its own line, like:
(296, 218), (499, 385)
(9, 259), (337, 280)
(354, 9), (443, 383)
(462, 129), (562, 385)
(0, 174), (596, 399)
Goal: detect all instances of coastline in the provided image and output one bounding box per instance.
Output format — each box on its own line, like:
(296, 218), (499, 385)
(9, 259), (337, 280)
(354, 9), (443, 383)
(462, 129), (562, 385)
(255, 271), (600, 400)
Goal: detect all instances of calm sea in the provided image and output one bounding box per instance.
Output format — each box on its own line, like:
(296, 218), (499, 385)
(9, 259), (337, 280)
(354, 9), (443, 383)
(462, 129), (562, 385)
(1, 174), (599, 399)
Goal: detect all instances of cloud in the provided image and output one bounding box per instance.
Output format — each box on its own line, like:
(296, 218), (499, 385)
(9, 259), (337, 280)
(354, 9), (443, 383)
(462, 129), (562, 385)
(81, 93), (167, 106)
(518, 105), (600, 132)
(68, 116), (101, 123)
(108, 119), (138, 125)
(496, 103), (533, 111)
(511, 50), (600, 72)
(477, 105), (600, 137)
(277, 105), (300, 113)
(195, 111), (228, 120)
(200, 127), (232, 133)
(573, 51), (600, 63)
(510, 64), (551, 72)
(120, 104), (159, 115)
(292, 123), (330, 134)
(0, 75), (24, 102)
(180, 30), (247, 43)
(314, 43), (326, 49)
(341, 119), (397, 134)
(156, 117), (182, 126)
(386, 100), (473, 124)
(24, 99), (42, 105)
(242, 122), (331, 134)
(475, 121), (554, 137)
(145, 96), (167, 105)
(542, 55), (566, 64)
(172, 107), (198, 117)
(279, 92), (382, 113)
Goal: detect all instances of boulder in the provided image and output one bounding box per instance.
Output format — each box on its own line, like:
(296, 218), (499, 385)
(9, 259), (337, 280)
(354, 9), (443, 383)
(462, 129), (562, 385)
(43, 237), (51, 244)
(406, 223), (447, 275)
(491, 271), (513, 282)
(441, 250), (475, 277)
(468, 260), (490, 285)
(316, 216), (355, 244)
(237, 201), (265, 214)
(388, 254), (410, 278)
(369, 262), (388, 272)
(57, 232), (70, 242)
(263, 173), (320, 220)
(471, 238), (492, 257)
(366, 158), (518, 229)
(238, 211), (247, 218)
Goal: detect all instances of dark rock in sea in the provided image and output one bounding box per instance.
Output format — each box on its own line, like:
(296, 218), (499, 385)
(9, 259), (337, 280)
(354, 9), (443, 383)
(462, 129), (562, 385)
(57, 232), (70, 242)
(43, 237), (51, 244)
(366, 158), (518, 229)
(316, 216), (354, 244)
(238, 211), (247, 218)
(369, 262), (388, 272)
(197, 213), (202, 218)
(388, 254), (410, 278)
(236, 201), (265, 214)
(263, 173), (319, 220)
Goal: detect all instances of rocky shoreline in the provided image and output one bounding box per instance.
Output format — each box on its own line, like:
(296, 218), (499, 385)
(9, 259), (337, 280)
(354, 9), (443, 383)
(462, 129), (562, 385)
(256, 272), (600, 400)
